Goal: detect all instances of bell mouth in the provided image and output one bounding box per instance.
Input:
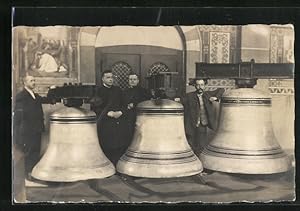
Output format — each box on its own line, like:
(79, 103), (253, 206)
(32, 163), (116, 182)
(200, 148), (291, 174)
(116, 152), (203, 178)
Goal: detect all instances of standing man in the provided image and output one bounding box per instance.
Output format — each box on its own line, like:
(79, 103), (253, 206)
(90, 70), (126, 165)
(183, 79), (225, 155)
(122, 73), (151, 149)
(13, 75), (53, 181)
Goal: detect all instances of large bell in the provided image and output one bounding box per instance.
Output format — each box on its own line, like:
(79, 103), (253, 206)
(200, 88), (291, 174)
(117, 99), (203, 178)
(32, 107), (115, 182)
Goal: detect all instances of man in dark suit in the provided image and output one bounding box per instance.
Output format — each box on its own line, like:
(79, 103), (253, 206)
(122, 73), (151, 150)
(90, 70), (126, 165)
(183, 79), (225, 155)
(13, 75), (53, 180)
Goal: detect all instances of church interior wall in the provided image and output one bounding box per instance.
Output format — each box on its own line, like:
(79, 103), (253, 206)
(79, 46), (96, 84)
(12, 25), (295, 154)
(95, 45), (183, 93)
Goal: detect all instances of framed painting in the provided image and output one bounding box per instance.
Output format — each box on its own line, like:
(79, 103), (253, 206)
(12, 26), (80, 95)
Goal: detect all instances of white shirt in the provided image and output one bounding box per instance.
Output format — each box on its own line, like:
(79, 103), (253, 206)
(197, 93), (204, 108)
(24, 86), (36, 99)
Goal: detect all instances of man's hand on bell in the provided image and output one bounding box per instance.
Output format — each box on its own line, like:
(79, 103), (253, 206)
(209, 96), (218, 102)
(127, 103), (134, 109)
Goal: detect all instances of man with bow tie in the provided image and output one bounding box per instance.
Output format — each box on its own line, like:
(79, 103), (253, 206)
(13, 75), (54, 180)
(183, 79), (225, 156)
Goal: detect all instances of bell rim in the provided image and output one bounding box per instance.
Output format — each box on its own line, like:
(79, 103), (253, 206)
(200, 150), (292, 174)
(116, 158), (203, 178)
(31, 165), (116, 182)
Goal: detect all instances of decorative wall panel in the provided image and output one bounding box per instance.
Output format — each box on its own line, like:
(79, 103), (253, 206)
(197, 25), (237, 63)
(148, 62), (169, 76)
(270, 26), (294, 63)
(209, 32), (230, 63)
(206, 79), (235, 91)
(269, 79), (294, 95)
(112, 61), (132, 90)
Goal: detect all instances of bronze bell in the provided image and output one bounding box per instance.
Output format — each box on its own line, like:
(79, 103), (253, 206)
(32, 107), (115, 182)
(117, 99), (203, 178)
(200, 88), (291, 174)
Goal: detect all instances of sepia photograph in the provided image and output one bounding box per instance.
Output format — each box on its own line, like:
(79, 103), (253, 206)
(12, 23), (295, 203)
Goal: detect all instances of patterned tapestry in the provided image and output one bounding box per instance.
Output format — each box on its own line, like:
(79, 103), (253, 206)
(270, 26), (294, 63)
(269, 26), (294, 96)
(209, 32), (230, 63)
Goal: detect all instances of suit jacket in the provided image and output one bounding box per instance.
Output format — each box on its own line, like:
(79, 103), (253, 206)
(13, 89), (50, 147)
(122, 86), (151, 145)
(122, 86), (151, 120)
(90, 85), (125, 121)
(183, 88), (225, 136)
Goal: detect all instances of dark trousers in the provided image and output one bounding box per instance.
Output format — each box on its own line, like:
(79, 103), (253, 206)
(123, 119), (136, 149)
(97, 119), (127, 165)
(103, 147), (127, 165)
(22, 133), (42, 178)
(186, 125), (208, 156)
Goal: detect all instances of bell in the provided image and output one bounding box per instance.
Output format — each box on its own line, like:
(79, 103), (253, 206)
(32, 107), (115, 182)
(117, 99), (203, 178)
(200, 88), (291, 174)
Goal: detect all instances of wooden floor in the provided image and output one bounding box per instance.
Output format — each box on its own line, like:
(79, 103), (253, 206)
(24, 168), (295, 203)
